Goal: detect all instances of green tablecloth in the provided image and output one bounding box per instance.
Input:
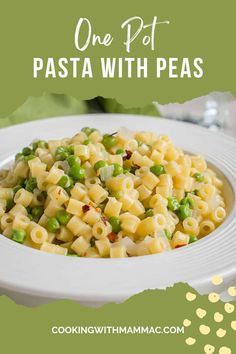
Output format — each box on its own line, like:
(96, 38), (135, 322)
(0, 94), (88, 128)
(0, 95), (159, 129)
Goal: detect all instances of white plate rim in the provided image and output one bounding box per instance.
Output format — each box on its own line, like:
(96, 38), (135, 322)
(0, 114), (236, 302)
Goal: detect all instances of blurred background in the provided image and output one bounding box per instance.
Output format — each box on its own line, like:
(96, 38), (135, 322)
(0, 93), (235, 137)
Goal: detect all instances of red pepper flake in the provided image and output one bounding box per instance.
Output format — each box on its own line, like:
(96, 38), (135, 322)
(107, 232), (118, 243)
(175, 244), (186, 249)
(82, 204), (90, 213)
(101, 215), (108, 225)
(123, 150), (132, 161)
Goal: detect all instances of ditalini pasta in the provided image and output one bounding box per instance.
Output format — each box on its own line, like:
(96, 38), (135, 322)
(0, 127), (226, 258)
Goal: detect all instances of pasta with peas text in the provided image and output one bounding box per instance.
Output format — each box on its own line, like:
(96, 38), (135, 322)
(0, 127), (226, 257)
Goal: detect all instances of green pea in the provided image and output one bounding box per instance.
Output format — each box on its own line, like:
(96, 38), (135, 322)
(26, 206), (32, 214)
(193, 172), (204, 182)
(58, 175), (73, 189)
(55, 146), (69, 161)
(31, 206), (44, 220)
(68, 163), (85, 180)
(145, 209), (154, 217)
(150, 165), (166, 176)
(22, 147), (32, 156)
(24, 154), (36, 162)
(189, 235), (198, 243)
(180, 197), (194, 209)
(164, 229), (172, 240)
(13, 185), (22, 195)
(90, 236), (96, 247)
(111, 191), (123, 199)
(15, 153), (23, 161)
(109, 216), (121, 233)
(11, 229), (26, 244)
(83, 139), (91, 145)
(116, 148), (125, 155)
(56, 210), (71, 225)
(97, 203), (106, 211)
(32, 140), (48, 150)
(94, 160), (107, 171)
(6, 199), (15, 212)
(67, 155), (81, 167)
(81, 127), (92, 136)
(167, 197), (180, 211)
(47, 218), (60, 233)
(112, 163), (123, 176)
(177, 205), (191, 221)
(24, 177), (37, 192)
(66, 145), (74, 154)
(102, 134), (118, 149)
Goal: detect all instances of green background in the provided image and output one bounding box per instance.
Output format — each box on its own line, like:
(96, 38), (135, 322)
(1, 284), (236, 354)
(0, 0), (235, 117)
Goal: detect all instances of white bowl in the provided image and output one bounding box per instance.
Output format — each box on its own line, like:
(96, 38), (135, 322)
(0, 114), (236, 307)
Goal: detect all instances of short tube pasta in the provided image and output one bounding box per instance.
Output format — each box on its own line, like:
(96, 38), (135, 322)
(0, 127), (226, 257)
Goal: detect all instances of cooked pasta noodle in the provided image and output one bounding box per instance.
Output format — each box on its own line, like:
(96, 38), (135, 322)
(0, 127), (226, 257)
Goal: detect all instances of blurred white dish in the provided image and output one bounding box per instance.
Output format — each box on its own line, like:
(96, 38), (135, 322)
(0, 114), (236, 307)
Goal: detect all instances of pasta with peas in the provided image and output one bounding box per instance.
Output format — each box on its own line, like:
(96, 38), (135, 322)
(0, 127), (226, 258)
